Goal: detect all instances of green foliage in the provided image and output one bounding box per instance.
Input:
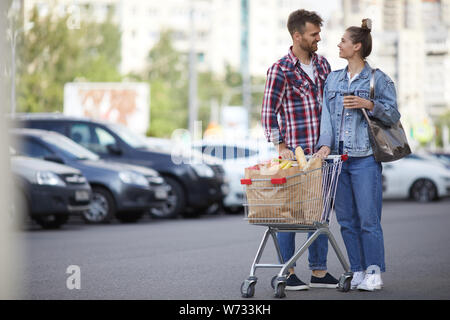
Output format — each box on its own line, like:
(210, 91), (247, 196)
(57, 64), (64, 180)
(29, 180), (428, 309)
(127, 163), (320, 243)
(16, 5), (122, 113)
(434, 110), (450, 148)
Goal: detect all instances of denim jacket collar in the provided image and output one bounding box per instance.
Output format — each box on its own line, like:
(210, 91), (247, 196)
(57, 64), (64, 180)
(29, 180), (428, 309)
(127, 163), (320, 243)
(338, 61), (372, 82)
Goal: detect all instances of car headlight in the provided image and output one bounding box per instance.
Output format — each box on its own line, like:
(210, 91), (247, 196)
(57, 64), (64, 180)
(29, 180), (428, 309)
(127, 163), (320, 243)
(191, 164), (215, 178)
(119, 171), (149, 187)
(36, 171), (66, 186)
(147, 176), (164, 184)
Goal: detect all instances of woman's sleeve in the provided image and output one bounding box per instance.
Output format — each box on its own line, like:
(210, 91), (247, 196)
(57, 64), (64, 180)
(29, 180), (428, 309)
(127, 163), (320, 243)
(316, 79), (334, 150)
(369, 71), (401, 126)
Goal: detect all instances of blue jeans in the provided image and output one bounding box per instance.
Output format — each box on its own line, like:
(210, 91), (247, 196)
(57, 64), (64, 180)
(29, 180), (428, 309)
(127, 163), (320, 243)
(277, 146), (330, 271)
(334, 151), (386, 272)
(277, 232), (329, 270)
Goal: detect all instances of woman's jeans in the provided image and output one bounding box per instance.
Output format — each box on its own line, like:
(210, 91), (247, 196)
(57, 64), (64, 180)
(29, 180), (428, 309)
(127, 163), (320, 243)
(334, 150), (386, 272)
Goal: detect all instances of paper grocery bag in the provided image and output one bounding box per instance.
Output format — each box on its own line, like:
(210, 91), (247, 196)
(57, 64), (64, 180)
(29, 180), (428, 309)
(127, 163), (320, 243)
(243, 158), (325, 225)
(299, 158), (324, 223)
(243, 166), (304, 224)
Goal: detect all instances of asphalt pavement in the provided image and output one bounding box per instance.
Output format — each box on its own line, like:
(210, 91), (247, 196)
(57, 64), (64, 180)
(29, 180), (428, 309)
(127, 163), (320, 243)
(13, 198), (450, 300)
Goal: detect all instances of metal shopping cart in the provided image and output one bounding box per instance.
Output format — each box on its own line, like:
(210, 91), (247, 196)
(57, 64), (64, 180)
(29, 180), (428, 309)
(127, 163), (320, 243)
(239, 155), (352, 298)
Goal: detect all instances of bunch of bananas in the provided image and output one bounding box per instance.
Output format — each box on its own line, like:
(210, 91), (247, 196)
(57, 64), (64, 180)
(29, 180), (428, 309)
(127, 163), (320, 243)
(279, 159), (295, 170)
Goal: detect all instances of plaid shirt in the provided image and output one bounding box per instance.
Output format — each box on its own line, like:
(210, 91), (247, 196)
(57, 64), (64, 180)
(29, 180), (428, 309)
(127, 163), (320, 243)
(261, 47), (331, 154)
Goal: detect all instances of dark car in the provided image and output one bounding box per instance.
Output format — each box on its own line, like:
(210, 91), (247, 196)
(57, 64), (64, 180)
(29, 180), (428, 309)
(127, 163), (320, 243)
(10, 152), (92, 229)
(12, 114), (228, 218)
(10, 128), (169, 223)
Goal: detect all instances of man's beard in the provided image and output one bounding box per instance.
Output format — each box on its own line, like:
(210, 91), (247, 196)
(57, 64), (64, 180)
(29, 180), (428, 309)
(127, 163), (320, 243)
(300, 41), (318, 53)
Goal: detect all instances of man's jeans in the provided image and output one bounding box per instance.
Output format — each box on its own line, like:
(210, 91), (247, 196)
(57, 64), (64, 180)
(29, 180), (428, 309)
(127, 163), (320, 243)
(277, 232), (329, 270)
(334, 153), (386, 272)
(277, 146), (329, 271)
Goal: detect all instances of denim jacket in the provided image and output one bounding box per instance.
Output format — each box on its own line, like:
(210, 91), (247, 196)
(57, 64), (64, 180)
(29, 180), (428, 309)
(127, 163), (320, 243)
(316, 62), (401, 157)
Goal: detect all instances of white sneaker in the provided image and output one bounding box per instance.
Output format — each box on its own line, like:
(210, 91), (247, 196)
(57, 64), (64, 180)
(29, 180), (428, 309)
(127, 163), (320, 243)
(350, 271), (365, 290)
(357, 265), (383, 291)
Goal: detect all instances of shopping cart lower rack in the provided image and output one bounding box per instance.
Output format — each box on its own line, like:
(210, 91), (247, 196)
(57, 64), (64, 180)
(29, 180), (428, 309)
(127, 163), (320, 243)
(239, 155), (352, 298)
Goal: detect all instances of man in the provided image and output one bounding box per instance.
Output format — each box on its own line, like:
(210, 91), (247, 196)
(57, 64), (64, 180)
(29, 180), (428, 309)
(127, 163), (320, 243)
(261, 9), (338, 290)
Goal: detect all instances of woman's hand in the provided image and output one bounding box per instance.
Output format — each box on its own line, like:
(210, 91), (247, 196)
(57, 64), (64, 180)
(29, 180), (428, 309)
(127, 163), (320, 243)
(314, 146), (331, 159)
(343, 95), (374, 111)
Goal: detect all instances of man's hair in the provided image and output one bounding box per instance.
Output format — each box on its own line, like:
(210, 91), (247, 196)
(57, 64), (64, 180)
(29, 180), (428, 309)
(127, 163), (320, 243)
(287, 9), (323, 36)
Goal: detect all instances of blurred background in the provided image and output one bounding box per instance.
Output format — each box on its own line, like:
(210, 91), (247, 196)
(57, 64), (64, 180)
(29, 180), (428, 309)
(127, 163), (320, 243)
(3, 0), (448, 149)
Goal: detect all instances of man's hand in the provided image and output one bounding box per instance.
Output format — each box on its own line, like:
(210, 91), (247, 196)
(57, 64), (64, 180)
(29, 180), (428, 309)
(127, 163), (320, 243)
(314, 146), (331, 159)
(276, 143), (294, 159)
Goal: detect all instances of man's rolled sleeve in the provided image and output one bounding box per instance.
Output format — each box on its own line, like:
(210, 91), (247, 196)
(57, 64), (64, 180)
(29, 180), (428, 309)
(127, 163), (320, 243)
(261, 64), (285, 145)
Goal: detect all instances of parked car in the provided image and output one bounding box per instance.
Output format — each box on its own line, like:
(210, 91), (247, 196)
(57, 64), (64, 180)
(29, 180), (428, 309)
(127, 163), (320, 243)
(12, 113), (228, 218)
(10, 150), (92, 229)
(192, 139), (278, 213)
(10, 128), (169, 223)
(382, 154), (450, 202)
(429, 152), (450, 169)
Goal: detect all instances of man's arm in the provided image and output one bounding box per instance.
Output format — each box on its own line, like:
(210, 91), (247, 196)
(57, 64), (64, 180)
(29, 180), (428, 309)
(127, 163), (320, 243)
(261, 64), (286, 150)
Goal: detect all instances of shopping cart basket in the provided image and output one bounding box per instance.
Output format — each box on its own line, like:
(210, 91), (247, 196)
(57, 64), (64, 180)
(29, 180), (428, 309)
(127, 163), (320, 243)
(239, 155), (352, 298)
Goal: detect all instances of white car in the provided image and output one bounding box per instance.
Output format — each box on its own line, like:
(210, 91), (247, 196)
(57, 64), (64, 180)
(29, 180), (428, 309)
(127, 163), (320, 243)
(382, 154), (450, 202)
(192, 139), (279, 212)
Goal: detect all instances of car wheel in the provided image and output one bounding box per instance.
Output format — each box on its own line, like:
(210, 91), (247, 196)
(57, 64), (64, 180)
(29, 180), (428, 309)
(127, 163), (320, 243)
(33, 214), (69, 229)
(410, 179), (438, 203)
(84, 187), (116, 223)
(150, 176), (185, 219)
(224, 205), (243, 214)
(116, 211), (144, 223)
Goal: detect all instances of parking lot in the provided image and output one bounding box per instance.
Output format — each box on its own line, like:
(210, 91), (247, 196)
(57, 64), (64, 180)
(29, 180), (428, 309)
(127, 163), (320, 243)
(13, 198), (450, 300)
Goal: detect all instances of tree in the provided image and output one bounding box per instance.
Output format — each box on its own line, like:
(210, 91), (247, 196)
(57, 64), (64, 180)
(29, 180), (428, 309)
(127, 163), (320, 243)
(145, 30), (189, 137)
(16, 5), (122, 113)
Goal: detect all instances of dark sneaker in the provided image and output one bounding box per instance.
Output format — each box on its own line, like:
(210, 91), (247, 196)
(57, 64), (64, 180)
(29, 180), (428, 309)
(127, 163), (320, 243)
(285, 274), (309, 291)
(309, 272), (339, 288)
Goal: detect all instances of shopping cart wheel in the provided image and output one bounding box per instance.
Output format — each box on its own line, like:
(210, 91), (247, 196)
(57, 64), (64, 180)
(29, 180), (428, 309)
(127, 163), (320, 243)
(337, 272), (353, 292)
(240, 277), (257, 298)
(273, 277), (287, 298)
(270, 275), (277, 289)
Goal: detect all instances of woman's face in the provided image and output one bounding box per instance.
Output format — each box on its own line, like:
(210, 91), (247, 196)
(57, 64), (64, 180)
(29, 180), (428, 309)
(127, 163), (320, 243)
(338, 31), (359, 59)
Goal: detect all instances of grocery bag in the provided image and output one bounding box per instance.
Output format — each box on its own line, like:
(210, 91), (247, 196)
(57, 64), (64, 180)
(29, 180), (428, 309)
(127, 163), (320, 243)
(243, 158), (324, 225)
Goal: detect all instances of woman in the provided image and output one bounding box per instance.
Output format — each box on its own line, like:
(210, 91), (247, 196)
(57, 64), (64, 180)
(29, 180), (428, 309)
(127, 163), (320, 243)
(315, 19), (400, 291)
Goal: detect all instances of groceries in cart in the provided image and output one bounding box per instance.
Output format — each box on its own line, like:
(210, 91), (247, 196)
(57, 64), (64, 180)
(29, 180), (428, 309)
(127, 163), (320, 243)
(241, 146), (328, 225)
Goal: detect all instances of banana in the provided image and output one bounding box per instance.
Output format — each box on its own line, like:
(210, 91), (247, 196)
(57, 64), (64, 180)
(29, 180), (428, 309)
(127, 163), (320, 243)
(283, 161), (293, 169)
(279, 160), (289, 169)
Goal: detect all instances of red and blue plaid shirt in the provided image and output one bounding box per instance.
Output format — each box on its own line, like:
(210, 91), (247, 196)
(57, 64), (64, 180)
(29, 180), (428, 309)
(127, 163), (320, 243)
(261, 47), (331, 154)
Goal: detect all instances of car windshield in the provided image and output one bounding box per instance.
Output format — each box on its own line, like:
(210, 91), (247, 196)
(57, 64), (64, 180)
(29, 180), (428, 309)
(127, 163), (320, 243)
(107, 123), (148, 149)
(42, 134), (99, 161)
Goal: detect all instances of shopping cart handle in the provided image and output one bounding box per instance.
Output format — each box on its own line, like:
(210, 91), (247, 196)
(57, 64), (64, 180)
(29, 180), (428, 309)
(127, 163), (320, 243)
(241, 179), (252, 185)
(271, 177), (287, 185)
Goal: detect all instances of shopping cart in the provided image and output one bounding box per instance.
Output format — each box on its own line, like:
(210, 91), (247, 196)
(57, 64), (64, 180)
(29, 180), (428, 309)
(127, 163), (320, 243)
(239, 155), (352, 298)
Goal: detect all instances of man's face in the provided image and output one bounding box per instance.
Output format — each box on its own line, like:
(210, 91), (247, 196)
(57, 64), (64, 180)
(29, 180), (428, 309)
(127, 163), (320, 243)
(295, 22), (321, 53)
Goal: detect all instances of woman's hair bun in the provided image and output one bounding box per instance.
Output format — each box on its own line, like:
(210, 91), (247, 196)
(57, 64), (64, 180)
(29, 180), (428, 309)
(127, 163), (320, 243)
(361, 18), (372, 32)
